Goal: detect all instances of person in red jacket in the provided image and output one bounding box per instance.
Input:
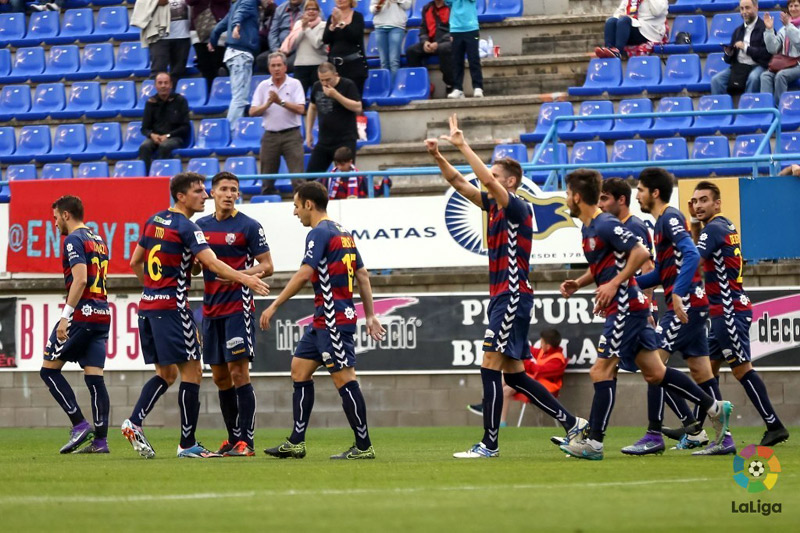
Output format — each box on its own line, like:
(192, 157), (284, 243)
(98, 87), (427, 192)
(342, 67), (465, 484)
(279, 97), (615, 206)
(468, 328), (567, 426)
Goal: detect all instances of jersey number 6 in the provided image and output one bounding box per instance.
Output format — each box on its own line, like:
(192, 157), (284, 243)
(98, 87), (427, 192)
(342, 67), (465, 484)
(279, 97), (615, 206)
(148, 244), (163, 281)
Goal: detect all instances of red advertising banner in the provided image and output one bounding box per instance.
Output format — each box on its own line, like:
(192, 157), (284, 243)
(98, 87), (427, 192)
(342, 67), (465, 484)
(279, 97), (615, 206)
(6, 178), (170, 274)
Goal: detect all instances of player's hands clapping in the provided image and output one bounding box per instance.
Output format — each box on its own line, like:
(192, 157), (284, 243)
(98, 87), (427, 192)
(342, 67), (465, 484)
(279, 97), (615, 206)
(671, 293), (689, 324)
(440, 114), (465, 148)
(560, 279), (579, 298)
(260, 305), (277, 331)
(366, 315), (386, 342)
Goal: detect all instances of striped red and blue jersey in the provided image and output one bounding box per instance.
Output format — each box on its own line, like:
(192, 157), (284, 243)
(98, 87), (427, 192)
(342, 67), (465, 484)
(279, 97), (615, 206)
(480, 192), (534, 298)
(653, 206), (708, 311)
(302, 219), (364, 332)
(697, 214), (751, 317)
(62, 227), (110, 329)
(196, 211), (270, 319)
(137, 208), (210, 314)
(582, 211), (650, 316)
(623, 214), (654, 262)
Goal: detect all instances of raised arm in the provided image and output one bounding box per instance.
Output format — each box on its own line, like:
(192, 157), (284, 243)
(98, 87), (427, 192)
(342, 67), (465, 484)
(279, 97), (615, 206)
(425, 138), (483, 207)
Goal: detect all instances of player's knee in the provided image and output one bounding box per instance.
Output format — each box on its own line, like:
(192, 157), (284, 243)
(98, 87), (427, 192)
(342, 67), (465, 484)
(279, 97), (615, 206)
(212, 372), (232, 389)
(230, 366), (249, 387)
(642, 371), (662, 385)
(731, 363), (751, 381)
(39, 367), (59, 381)
(158, 367), (178, 386)
(589, 363), (613, 383)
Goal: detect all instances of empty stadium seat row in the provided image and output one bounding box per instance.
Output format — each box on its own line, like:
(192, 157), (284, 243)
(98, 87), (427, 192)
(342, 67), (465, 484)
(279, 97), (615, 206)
(670, 0), (788, 14)
(362, 68), (430, 106)
(660, 12), (790, 54)
(0, 7), (137, 48)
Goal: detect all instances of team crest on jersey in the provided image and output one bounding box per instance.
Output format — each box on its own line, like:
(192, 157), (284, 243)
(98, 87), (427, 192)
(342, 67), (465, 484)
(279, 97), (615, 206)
(194, 231), (207, 245)
(225, 233), (236, 245)
(444, 176), (574, 256)
(66, 243), (74, 252)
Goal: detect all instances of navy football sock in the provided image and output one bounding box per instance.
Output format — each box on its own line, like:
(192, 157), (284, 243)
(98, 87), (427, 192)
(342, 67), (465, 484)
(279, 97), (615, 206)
(84, 375), (109, 440)
(338, 381), (371, 450)
(289, 380), (314, 445)
(218, 386), (240, 443)
(647, 384), (664, 432)
(588, 380), (615, 442)
(740, 369), (783, 431)
(480, 367), (503, 450)
(235, 384), (256, 447)
(130, 376), (169, 426)
(40, 367), (84, 426)
(664, 390), (698, 428)
(504, 371), (576, 430)
(695, 378), (722, 427)
(659, 367), (715, 413)
(179, 382), (201, 449)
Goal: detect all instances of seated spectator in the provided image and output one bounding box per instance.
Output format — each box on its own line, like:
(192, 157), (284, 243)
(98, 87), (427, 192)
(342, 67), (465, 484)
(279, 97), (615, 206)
(187, 0), (231, 90)
(371, 0), (412, 79)
(139, 72), (191, 175)
(317, 146), (392, 198)
(150, 0), (193, 85)
(259, 0), (304, 72)
(283, 0), (327, 94)
(467, 329), (567, 427)
(761, 5), (800, 106)
(446, 0), (483, 98)
(0, 0), (25, 13)
(406, 0), (455, 97)
(323, 0), (368, 96)
(712, 0), (771, 95)
(596, 0), (668, 60)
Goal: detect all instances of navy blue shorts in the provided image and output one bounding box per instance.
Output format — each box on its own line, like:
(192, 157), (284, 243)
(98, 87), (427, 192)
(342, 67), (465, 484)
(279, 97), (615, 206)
(657, 308), (709, 358)
(44, 323), (108, 369)
(708, 313), (752, 367)
(294, 326), (356, 373)
(202, 312), (256, 366)
(597, 312), (659, 373)
(482, 292), (534, 360)
(139, 310), (200, 366)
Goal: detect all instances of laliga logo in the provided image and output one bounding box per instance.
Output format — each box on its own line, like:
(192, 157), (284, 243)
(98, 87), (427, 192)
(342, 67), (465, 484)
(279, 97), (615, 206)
(733, 444), (781, 493)
(444, 176), (573, 256)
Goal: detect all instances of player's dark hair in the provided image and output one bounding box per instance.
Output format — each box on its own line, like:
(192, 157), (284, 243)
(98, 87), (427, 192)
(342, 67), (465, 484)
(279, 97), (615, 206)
(565, 168), (602, 205)
(492, 157), (523, 185)
(333, 146), (354, 164)
(601, 177), (632, 207)
(638, 167), (674, 203)
(51, 195), (84, 221)
(694, 180), (721, 201)
(296, 181), (329, 210)
(211, 171), (239, 188)
(170, 172), (205, 201)
(540, 328), (562, 349)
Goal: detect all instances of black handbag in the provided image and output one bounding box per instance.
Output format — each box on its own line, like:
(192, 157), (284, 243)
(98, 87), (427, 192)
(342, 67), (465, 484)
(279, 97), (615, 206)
(728, 62), (755, 94)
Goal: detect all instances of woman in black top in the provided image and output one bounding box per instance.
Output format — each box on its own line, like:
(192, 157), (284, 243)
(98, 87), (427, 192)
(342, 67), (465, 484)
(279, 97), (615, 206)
(323, 0), (368, 95)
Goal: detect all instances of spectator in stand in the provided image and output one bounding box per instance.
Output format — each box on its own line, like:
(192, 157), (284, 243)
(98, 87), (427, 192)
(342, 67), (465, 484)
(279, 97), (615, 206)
(187, 0), (231, 90)
(257, 0), (278, 68)
(446, 0), (483, 98)
(261, 0), (304, 71)
(29, 0), (64, 13)
(406, 0), (455, 97)
(150, 0), (193, 84)
(139, 73), (191, 175)
(712, 0), (770, 95)
(210, 0), (261, 131)
(282, 0), (327, 94)
(371, 0), (412, 80)
(595, 0), (669, 60)
(761, 5), (800, 106)
(468, 329), (567, 427)
(324, 0), (369, 96)
(250, 52), (307, 194)
(318, 146), (392, 198)
(0, 0), (25, 13)
(306, 62), (363, 173)
(131, 0), (171, 49)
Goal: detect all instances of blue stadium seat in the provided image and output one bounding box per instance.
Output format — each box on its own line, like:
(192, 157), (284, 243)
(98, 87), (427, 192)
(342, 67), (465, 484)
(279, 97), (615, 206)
(779, 91), (800, 130)
(404, 28), (421, 56)
(37, 44), (80, 82)
(669, 0), (703, 13)
(520, 102), (574, 143)
(217, 117), (263, 156)
(28, 83), (67, 120)
(0, 49), (11, 78)
(407, 0), (424, 26)
(118, 121), (146, 158)
(64, 0), (91, 7)
(696, 14), (739, 52)
(250, 195), (283, 203)
(355, 1), (373, 28)
(0, 13), (26, 48)
(691, 135), (730, 176)
(150, 159), (182, 177)
(224, 156), (260, 194)
(560, 100), (614, 141)
(5, 125), (51, 163)
(659, 15), (707, 54)
(202, 76), (231, 113)
(687, 53), (727, 92)
(698, 1), (740, 12)
(720, 92), (774, 134)
(568, 58), (622, 96)
(0, 126), (17, 164)
(0, 185), (7, 203)
(607, 98), (653, 140)
(185, 44), (198, 75)
(7, 47), (46, 83)
(0, 85), (31, 122)
(174, 118), (231, 157)
(73, 42), (115, 80)
(82, 122), (122, 160)
(650, 137), (693, 177)
(113, 160), (147, 177)
(779, 131), (800, 167)
(357, 111), (381, 148)
(729, 134), (772, 174)
(6, 164), (38, 180)
(649, 54), (701, 93)
(41, 124), (87, 163)
(645, 97), (694, 137)
(480, 0), (523, 23)
(317, 0), (335, 18)
(19, 11), (60, 47)
(362, 69), (391, 107)
(609, 139), (648, 179)
(57, 9), (97, 44)
(93, 0), (127, 6)
(366, 32), (379, 67)
(528, 142), (568, 184)
(570, 141), (607, 167)
(77, 161), (110, 178)
(113, 41), (150, 78)
(492, 143), (528, 162)
(176, 78), (209, 111)
(95, 6), (135, 41)
(250, 75), (269, 98)
(373, 67), (429, 105)
(186, 158), (221, 177)
(607, 55), (661, 95)
(51, 81), (101, 119)
(87, 80), (136, 118)
(41, 163), (74, 179)
(120, 79), (156, 117)
(687, 94), (733, 135)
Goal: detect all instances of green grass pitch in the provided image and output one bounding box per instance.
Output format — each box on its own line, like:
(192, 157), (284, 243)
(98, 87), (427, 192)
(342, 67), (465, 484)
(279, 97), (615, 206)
(1, 426), (797, 532)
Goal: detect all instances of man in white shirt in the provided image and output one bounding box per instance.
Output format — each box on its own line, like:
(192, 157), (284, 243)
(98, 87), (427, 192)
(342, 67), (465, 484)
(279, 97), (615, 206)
(711, 0), (772, 95)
